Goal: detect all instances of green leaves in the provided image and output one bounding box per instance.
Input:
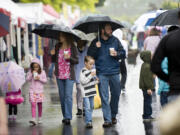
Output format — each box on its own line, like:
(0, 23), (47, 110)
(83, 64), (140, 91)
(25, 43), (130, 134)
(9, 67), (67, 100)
(20, 0), (99, 12)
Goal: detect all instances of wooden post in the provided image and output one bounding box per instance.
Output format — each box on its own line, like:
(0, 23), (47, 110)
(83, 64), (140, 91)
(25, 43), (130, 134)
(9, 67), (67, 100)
(32, 24), (36, 58)
(16, 26), (21, 65)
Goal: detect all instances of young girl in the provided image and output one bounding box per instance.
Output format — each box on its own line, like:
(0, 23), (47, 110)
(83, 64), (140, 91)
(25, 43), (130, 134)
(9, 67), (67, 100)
(5, 89), (24, 121)
(80, 56), (99, 128)
(26, 58), (47, 125)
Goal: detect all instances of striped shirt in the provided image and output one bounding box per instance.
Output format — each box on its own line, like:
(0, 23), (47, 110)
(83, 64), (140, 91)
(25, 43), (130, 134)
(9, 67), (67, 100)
(80, 68), (98, 97)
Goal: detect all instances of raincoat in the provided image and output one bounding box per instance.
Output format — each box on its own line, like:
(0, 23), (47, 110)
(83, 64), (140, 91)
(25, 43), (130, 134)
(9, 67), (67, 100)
(139, 51), (154, 90)
(26, 58), (47, 102)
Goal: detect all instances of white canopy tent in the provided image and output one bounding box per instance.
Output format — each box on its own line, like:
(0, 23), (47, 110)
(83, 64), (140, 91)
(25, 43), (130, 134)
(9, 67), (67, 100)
(17, 3), (60, 24)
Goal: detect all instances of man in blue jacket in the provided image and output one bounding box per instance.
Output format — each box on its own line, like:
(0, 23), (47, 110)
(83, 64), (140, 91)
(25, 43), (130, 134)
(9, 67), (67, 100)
(87, 23), (126, 128)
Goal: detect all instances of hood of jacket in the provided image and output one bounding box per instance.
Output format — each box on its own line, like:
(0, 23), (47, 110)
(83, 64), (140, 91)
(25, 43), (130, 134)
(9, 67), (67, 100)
(140, 51), (151, 63)
(30, 58), (41, 68)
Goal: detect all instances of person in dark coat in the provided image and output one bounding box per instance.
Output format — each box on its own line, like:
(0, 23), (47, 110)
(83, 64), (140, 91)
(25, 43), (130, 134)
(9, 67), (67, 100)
(87, 23), (126, 127)
(151, 15), (180, 102)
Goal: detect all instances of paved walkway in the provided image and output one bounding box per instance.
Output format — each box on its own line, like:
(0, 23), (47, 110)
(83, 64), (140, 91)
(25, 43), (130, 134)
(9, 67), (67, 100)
(8, 56), (161, 135)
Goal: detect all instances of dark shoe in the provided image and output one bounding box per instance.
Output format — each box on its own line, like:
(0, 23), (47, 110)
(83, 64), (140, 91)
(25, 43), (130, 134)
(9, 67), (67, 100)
(76, 109), (82, 116)
(112, 118), (117, 124)
(62, 119), (65, 123)
(86, 122), (93, 129)
(102, 122), (112, 128)
(64, 119), (71, 125)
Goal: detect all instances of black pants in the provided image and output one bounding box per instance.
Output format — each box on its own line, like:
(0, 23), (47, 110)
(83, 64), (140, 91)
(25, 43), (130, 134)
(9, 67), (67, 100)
(9, 104), (17, 115)
(120, 59), (127, 89)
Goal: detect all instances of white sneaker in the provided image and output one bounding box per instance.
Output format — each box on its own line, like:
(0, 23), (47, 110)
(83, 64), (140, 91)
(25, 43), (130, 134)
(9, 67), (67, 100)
(38, 117), (42, 124)
(29, 118), (36, 125)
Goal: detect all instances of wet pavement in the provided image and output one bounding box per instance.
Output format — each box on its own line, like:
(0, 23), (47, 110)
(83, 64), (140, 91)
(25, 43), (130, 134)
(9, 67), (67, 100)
(8, 56), (161, 135)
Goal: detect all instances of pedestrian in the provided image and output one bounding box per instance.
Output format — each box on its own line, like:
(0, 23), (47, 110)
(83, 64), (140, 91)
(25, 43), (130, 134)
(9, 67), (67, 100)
(113, 29), (128, 92)
(139, 51), (154, 120)
(0, 87), (8, 135)
(75, 40), (88, 116)
(26, 58), (47, 125)
(48, 39), (58, 82)
(87, 23), (126, 127)
(80, 56), (99, 128)
(51, 32), (78, 125)
(151, 19), (180, 102)
(5, 89), (24, 121)
(144, 27), (161, 58)
(158, 57), (169, 107)
(137, 31), (146, 51)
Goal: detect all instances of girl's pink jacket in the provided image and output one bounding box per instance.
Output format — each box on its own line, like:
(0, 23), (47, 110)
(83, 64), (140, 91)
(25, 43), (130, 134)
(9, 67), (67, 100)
(26, 58), (47, 93)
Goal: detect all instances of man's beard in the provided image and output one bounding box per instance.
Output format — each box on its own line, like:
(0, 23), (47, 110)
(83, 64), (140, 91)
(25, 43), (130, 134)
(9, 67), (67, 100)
(104, 31), (111, 38)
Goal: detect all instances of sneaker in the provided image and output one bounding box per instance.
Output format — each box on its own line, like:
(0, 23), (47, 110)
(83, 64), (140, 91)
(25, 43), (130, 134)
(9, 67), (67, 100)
(121, 88), (126, 94)
(112, 118), (117, 125)
(13, 115), (17, 121)
(38, 117), (42, 124)
(29, 118), (36, 125)
(76, 109), (82, 116)
(86, 122), (93, 129)
(8, 115), (13, 121)
(102, 122), (112, 128)
(143, 116), (155, 121)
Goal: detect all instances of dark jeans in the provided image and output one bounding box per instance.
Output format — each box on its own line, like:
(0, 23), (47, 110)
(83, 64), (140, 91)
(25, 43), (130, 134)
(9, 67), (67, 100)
(142, 90), (152, 119)
(160, 92), (168, 107)
(9, 104), (17, 115)
(120, 59), (127, 89)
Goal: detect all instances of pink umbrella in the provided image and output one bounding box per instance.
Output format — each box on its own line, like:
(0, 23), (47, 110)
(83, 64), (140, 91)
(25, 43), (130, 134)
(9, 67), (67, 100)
(0, 61), (25, 92)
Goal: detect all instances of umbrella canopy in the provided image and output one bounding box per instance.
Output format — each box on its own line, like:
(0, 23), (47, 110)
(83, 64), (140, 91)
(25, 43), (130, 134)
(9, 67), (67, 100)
(0, 61), (25, 92)
(134, 10), (165, 27)
(32, 24), (81, 40)
(0, 8), (10, 37)
(150, 9), (180, 26)
(72, 15), (124, 34)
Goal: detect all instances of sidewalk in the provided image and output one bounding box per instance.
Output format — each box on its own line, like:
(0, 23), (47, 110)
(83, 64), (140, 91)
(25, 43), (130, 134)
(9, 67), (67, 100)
(8, 56), (160, 135)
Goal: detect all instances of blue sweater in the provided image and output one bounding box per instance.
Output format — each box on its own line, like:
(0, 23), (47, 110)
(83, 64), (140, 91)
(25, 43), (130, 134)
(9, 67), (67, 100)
(87, 36), (126, 75)
(158, 58), (170, 94)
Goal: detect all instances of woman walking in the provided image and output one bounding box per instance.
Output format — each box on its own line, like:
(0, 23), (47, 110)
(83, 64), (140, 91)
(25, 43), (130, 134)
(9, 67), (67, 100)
(51, 32), (78, 125)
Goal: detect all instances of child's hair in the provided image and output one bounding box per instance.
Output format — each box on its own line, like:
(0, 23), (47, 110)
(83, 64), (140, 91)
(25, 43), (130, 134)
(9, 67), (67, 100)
(30, 63), (42, 74)
(84, 56), (94, 63)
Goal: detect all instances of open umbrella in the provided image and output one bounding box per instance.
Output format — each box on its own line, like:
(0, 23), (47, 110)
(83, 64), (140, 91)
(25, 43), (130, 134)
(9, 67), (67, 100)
(32, 24), (81, 40)
(150, 8), (180, 26)
(0, 61), (25, 92)
(72, 15), (124, 34)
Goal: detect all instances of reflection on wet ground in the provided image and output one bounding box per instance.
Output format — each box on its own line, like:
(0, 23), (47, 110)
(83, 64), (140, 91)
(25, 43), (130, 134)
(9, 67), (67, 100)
(8, 56), (161, 135)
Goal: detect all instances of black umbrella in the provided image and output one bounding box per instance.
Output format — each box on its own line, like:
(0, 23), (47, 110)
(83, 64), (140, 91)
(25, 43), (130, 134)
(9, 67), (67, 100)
(150, 8), (180, 26)
(32, 24), (81, 40)
(72, 15), (124, 34)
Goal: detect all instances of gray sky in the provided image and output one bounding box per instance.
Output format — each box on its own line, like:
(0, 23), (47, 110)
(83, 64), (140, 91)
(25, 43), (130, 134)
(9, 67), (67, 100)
(96, 0), (164, 18)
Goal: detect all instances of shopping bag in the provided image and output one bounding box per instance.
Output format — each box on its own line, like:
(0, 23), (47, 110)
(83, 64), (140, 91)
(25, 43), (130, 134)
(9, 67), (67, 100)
(94, 85), (101, 109)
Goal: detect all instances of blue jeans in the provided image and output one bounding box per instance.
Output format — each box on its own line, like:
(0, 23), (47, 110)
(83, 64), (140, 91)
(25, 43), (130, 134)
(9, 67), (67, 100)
(48, 63), (55, 79)
(83, 96), (94, 124)
(160, 91), (168, 107)
(142, 90), (152, 119)
(98, 74), (121, 122)
(56, 79), (74, 119)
